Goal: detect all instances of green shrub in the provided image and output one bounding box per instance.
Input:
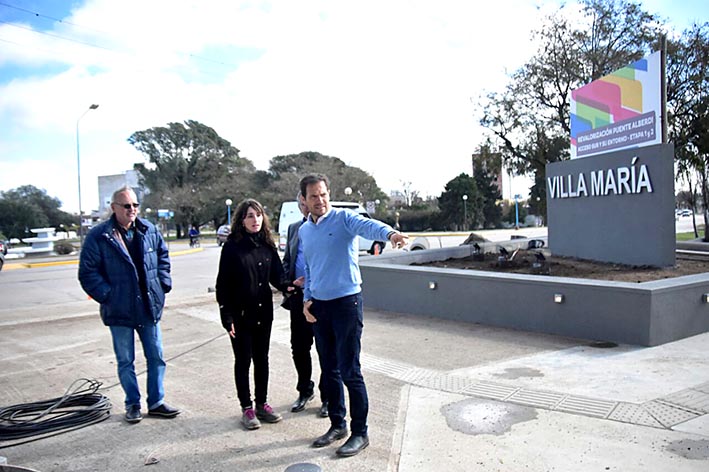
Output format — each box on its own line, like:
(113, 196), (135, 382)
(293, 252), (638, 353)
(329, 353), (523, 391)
(54, 241), (75, 255)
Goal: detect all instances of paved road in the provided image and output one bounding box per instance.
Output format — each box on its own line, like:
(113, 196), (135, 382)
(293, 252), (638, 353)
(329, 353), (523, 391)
(0, 244), (222, 323)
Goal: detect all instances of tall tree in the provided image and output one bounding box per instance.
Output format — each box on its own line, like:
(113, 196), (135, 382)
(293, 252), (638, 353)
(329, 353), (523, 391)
(438, 174), (481, 231)
(472, 145), (503, 228)
(0, 200), (47, 240)
(128, 120), (255, 235)
(399, 181), (420, 207)
(0, 185), (75, 238)
(667, 23), (709, 239)
(479, 0), (660, 208)
(262, 151), (388, 220)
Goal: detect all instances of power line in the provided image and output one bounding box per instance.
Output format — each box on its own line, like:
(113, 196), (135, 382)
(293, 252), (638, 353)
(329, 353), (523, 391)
(0, 19), (115, 52)
(0, 1), (100, 33)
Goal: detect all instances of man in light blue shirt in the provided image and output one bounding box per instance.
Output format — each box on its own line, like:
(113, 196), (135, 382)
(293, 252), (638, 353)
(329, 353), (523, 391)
(299, 174), (408, 457)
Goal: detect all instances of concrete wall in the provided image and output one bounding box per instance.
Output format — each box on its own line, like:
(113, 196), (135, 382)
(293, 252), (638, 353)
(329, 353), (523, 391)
(360, 246), (709, 346)
(546, 144), (675, 267)
(646, 274), (709, 345)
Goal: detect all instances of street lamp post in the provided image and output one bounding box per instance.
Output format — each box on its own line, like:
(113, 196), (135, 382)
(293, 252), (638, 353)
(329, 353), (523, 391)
(76, 104), (99, 249)
(462, 194), (468, 230)
(225, 198), (233, 225)
(514, 194), (521, 229)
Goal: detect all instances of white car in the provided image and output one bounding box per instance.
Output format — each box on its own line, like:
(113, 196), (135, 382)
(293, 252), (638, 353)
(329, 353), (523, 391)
(277, 201), (386, 254)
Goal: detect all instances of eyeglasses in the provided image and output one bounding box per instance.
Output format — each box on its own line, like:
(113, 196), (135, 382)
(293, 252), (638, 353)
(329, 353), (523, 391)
(115, 202), (140, 209)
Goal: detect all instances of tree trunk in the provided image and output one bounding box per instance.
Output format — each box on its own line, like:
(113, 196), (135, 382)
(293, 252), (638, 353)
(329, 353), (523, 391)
(701, 169), (709, 242)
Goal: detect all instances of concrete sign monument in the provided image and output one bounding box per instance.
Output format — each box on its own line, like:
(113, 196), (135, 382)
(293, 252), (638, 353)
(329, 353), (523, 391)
(547, 143), (675, 267)
(548, 49), (674, 267)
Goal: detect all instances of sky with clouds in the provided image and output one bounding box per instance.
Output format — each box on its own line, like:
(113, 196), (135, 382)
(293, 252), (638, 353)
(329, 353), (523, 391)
(0, 0), (706, 213)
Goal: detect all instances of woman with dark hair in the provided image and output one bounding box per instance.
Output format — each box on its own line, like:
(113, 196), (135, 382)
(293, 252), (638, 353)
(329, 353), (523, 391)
(216, 198), (289, 430)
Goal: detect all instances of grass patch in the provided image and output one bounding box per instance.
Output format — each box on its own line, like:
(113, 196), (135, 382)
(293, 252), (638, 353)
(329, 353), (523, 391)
(677, 228), (705, 241)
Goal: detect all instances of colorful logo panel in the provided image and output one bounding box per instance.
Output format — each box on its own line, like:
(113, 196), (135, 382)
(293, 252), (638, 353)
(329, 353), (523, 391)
(570, 51), (661, 158)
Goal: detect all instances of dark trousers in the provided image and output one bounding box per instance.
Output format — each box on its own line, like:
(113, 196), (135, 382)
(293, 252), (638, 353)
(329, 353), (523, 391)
(290, 292), (327, 402)
(312, 292), (368, 436)
(229, 320), (272, 410)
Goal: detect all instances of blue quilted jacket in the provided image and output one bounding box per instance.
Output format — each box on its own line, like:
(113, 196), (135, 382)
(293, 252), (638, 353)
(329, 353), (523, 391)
(78, 215), (172, 327)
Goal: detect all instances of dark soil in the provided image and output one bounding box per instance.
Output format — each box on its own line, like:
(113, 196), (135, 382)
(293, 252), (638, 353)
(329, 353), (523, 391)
(413, 249), (709, 283)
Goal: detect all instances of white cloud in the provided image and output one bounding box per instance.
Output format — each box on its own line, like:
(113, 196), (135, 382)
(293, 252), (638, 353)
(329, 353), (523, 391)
(3, 0), (697, 212)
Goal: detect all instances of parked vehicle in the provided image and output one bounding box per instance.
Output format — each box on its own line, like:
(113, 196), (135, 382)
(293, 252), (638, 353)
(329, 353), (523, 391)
(277, 200), (386, 255)
(216, 224), (231, 246)
(680, 209), (692, 217)
(0, 240), (6, 256)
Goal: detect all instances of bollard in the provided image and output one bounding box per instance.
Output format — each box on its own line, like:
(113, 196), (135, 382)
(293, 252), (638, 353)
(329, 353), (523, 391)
(284, 463), (322, 472)
(0, 465), (43, 472)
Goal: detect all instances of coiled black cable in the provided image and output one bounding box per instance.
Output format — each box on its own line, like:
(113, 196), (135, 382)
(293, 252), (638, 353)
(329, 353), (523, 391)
(0, 378), (112, 448)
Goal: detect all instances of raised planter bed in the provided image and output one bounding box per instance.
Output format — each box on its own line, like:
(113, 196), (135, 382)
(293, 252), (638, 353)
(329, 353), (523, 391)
(360, 242), (709, 346)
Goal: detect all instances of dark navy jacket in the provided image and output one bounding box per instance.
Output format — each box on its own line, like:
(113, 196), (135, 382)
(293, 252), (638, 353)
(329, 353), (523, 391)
(78, 215), (172, 327)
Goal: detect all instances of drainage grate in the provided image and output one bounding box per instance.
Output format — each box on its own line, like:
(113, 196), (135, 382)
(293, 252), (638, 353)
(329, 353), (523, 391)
(608, 402), (664, 428)
(554, 395), (617, 418)
(642, 400), (700, 428)
(461, 381), (518, 401)
(508, 389), (565, 409)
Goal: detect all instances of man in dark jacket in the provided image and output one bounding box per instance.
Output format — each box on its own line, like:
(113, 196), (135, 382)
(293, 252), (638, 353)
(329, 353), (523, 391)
(79, 186), (180, 423)
(282, 195), (328, 417)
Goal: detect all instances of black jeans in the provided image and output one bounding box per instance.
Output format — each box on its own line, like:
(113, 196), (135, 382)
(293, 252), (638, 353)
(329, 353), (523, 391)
(229, 320), (272, 410)
(312, 293), (368, 436)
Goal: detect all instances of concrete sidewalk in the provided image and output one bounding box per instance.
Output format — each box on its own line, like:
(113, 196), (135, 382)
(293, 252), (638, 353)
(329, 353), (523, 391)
(1, 293), (708, 471)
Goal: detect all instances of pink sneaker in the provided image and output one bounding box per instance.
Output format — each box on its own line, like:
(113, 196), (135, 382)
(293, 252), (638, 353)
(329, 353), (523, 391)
(242, 408), (261, 430)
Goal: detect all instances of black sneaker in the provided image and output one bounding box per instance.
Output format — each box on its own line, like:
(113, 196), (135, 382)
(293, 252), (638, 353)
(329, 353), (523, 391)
(125, 405), (142, 423)
(256, 403), (282, 423)
(148, 403), (181, 418)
